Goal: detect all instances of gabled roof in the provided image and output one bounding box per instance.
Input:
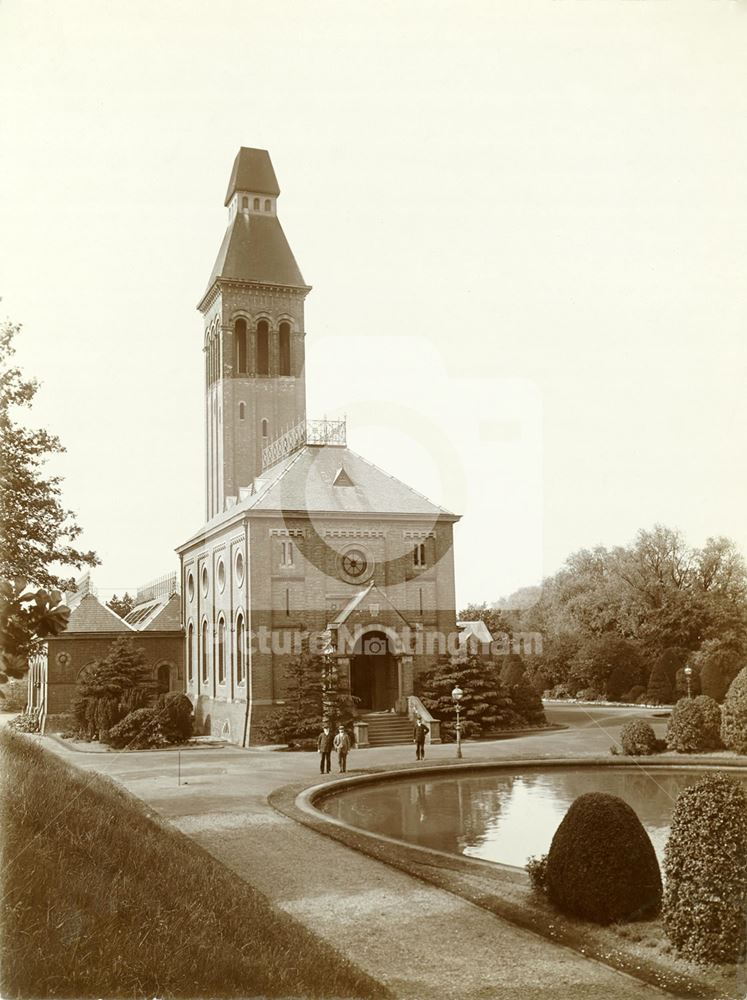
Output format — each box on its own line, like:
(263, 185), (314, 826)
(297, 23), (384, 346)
(329, 582), (412, 629)
(66, 594), (133, 633)
(224, 147), (280, 204)
(245, 445), (458, 518)
(457, 620), (493, 644)
(202, 212), (307, 302)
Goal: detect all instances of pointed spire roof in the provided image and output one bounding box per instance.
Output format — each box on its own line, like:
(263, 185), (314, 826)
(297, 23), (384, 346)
(224, 148), (280, 205)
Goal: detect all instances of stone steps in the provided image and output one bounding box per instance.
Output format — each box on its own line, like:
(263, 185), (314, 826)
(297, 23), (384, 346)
(362, 712), (414, 746)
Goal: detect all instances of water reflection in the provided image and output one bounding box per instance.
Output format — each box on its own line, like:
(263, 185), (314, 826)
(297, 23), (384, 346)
(321, 767), (747, 867)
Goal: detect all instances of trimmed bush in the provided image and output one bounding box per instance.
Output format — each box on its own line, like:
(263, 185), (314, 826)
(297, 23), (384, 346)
(8, 712), (40, 733)
(666, 695), (722, 752)
(646, 662), (674, 705)
(508, 680), (546, 726)
(107, 708), (169, 750)
(663, 773), (747, 964)
(619, 719), (657, 756)
(159, 692), (193, 742)
(721, 667), (747, 754)
(545, 792), (662, 924)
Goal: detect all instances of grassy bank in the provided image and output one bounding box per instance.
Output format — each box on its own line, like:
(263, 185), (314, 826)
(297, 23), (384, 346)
(0, 730), (387, 999)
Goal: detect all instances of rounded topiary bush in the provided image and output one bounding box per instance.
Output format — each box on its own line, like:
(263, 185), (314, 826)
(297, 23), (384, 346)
(663, 773), (747, 964)
(721, 667), (747, 754)
(667, 695), (722, 752)
(545, 792), (662, 924)
(619, 719), (657, 756)
(160, 692), (194, 741)
(107, 708), (168, 750)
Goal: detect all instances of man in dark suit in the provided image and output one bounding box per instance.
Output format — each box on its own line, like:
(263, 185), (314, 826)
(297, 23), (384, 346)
(414, 715), (429, 760)
(317, 724), (334, 773)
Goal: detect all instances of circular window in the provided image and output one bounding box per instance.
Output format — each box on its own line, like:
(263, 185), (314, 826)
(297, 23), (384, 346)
(235, 550), (245, 585)
(187, 572), (194, 602)
(341, 548), (369, 580)
(217, 559), (226, 593)
(201, 565), (209, 596)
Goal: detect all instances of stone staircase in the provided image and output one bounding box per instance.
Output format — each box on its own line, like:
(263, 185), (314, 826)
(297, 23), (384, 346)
(362, 712), (413, 747)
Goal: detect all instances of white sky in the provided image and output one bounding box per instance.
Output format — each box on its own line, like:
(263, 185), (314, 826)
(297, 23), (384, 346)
(1, 1), (746, 607)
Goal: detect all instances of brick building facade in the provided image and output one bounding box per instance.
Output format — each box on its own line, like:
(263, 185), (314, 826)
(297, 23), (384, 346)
(177, 148), (460, 745)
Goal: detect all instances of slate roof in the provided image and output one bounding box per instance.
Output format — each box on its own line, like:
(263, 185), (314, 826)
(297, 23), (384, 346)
(203, 211), (306, 300)
(66, 594), (133, 633)
(244, 445), (458, 519)
(224, 147), (280, 204)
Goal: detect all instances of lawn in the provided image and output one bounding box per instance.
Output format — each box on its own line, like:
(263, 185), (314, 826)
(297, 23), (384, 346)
(0, 729), (388, 999)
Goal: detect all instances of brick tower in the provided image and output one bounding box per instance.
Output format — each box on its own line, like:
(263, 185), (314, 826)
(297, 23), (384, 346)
(198, 148), (310, 519)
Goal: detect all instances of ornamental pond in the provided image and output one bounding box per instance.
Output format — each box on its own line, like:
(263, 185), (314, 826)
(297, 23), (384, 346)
(320, 765), (747, 868)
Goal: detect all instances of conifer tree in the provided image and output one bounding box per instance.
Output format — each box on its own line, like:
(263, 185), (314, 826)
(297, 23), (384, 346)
(416, 653), (522, 740)
(73, 637), (153, 739)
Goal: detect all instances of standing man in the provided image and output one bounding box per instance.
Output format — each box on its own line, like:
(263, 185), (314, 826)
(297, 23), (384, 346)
(333, 724), (351, 773)
(414, 714), (429, 761)
(318, 723), (334, 774)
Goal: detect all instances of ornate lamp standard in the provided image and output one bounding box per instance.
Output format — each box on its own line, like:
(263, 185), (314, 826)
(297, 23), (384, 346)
(451, 684), (464, 759)
(320, 628), (337, 724)
(684, 665), (693, 699)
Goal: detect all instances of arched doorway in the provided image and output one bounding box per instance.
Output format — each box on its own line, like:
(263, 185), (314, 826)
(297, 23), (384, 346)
(350, 631), (398, 712)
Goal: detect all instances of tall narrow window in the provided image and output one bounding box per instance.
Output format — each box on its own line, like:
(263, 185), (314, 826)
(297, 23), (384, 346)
(235, 318), (247, 373)
(279, 322), (291, 376)
(419, 588), (424, 615)
(264, 199), (271, 212)
(187, 623), (194, 682)
(285, 587), (290, 616)
(281, 540), (294, 567)
(201, 620), (209, 683)
(414, 543), (427, 568)
(236, 613), (245, 685)
(253, 197), (260, 210)
(257, 320), (269, 374)
(242, 196), (249, 210)
(261, 418), (269, 439)
(239, 402), (245, 420)
(217, 617), (226, 684)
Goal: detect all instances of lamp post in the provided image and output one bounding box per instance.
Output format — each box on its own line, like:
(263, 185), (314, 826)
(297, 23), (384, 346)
(320, 628), (337, 724)
(684, 665), (693, 699)
(452, 684), (463, 759)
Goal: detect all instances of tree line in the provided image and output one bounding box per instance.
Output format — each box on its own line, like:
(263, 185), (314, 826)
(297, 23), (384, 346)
(461, 525), (747, 704)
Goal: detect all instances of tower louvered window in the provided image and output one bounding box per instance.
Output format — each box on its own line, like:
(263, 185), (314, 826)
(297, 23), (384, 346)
(257, 321), (269, 375)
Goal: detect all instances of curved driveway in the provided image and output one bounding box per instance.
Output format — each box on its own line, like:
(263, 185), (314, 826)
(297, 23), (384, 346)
(41, 705), (672, 1000)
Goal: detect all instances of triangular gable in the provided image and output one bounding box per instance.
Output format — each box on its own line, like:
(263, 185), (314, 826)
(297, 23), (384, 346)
(330, 583), (412, 629)
(66, 594), (133, 633)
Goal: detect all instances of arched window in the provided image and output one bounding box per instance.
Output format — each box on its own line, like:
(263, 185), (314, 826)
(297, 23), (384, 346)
(256, 320), (269, 375)
(239, 401), (245, 420)
(187, 623), (194, 682)
(253, 197), (260, 210)
(242, 196), (249, 210)
(264, 199), (271, 212)
(235, 318), (247, 373)
(236, 613), (245, 685)
(201, 619), (209, 683)
(261, 418), (269, 439)
(279, 322), (291, 376)
(156, 663), (170, 694)
(217, 617), (226, 684)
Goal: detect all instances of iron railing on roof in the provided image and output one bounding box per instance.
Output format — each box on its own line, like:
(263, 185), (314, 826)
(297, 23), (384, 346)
(262, 418), (346, 470)
(136, 572), (179, 603)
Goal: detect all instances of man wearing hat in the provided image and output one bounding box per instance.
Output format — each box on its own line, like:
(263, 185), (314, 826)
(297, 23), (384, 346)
(333, 724), (351, 773)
